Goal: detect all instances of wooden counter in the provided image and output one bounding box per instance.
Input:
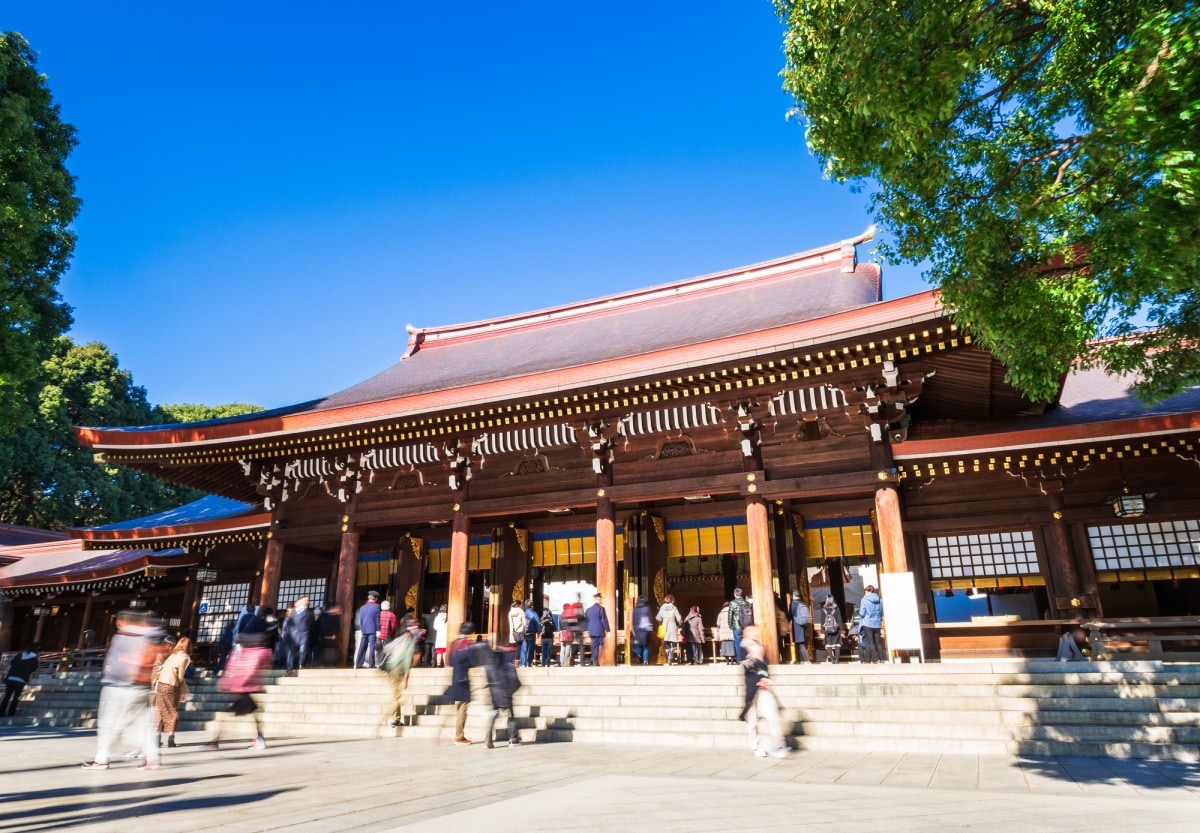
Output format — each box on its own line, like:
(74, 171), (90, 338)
(922, 619), (1076, 660)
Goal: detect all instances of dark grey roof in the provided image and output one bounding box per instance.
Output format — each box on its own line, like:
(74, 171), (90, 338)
(315, 262), (880, 413)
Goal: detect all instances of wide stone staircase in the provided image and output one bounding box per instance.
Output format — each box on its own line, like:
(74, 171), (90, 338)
(4, 661), (1199, 761)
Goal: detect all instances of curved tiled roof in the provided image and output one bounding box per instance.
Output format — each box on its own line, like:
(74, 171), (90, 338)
(77, 234), (883, 447)
(318, 250), (880, 412)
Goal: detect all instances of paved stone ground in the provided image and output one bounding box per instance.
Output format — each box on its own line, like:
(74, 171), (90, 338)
(2, 726), (1199, 832)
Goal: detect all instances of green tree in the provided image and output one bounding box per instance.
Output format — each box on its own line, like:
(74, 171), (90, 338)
(0, 32), (80, 437)
(0, 340), (262, 530)
(157, 402), (264, 424)
(776, 2), (1200, 402)
(0, 339), (179, 528)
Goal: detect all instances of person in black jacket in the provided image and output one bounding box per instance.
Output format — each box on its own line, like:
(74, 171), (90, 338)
(2, 642), (39, 717)
(446, 622), (485, 745)
(483, 644), (522, 747)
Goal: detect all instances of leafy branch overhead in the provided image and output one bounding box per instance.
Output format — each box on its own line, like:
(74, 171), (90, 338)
(775, 2), (1200, 402)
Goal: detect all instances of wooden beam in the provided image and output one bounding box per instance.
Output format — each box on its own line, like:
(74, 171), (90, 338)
(741, 469), (896, 500)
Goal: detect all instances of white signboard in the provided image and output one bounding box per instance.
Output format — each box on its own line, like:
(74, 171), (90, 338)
(879, 571), (924, 662)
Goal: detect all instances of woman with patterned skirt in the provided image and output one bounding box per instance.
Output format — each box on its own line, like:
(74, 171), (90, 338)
(152, 637), (191, 748)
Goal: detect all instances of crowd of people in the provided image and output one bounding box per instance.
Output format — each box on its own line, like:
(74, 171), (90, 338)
(60, 581), (885, 768)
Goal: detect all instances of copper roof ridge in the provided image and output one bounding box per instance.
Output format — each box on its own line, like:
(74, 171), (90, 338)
(402, 230), (876, 355)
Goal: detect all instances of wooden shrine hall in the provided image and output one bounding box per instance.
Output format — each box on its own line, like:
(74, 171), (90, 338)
(8, 230), (1197, 664)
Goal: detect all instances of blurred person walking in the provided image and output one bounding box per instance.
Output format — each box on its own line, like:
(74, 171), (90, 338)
(483, 643), (522, 747)
(739, 626), (789, 759)
(2, 642), (39, 717)
(82, 610), (168, 770)
(631, 597), (653, 666)
(207, 630), (273, 750)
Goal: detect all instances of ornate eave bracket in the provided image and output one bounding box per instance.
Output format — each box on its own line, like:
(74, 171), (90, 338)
(575, 420), (618, 477)
(444, 438), (480, 493)
(837, 360), (935, 444)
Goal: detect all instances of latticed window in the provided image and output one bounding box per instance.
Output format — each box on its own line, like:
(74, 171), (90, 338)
(926, 531), (1040, 581)
(196, 582), (250, 643)
(1089, 519), (1200, 571)
(277, 577), (327, 611)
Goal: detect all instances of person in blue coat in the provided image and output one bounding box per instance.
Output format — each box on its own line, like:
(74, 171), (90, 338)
(857, 585), (885, 663)
(354, 591), (381, 668)
(585, 592), (610, 666)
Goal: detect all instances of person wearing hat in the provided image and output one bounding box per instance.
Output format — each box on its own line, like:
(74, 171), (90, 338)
(585, 592), (610, 666)
(354, 591), (382, 669)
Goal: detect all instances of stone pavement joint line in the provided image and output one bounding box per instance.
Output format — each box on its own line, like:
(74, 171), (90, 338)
(1, 729), (1199, 832)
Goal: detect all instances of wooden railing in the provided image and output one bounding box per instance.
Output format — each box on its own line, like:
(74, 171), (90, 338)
(1083, 617), (1200, 661)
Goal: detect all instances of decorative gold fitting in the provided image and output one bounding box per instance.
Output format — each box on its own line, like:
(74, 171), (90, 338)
(1070, 597), (1081, 607)
(747, 484), (757, 493)
(1053, 511), (1064, 520)
(597, 488), (606, 497)
(453, 503), (461, 512)
(342, 515), (350, 524)
(746, 473), (757, 482)
(877, 471), (889, 481)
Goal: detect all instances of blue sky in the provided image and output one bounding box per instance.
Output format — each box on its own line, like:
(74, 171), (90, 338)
(8, 2), (928, 411)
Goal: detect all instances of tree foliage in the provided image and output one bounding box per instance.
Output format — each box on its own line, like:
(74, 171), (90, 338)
(775, 2), (1200, 402)
(0, 32), (79, 436)
(0, 339), (261, 530)
(158, 402), (264, 425)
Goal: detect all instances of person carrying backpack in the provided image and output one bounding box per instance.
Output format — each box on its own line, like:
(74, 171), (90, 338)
(790, 590), (812, 663)
(382, 616), (421, 727)
(820, 597), (844, 664)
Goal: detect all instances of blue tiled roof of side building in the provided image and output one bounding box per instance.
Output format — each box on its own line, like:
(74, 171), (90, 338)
(88, 495), (257, 532)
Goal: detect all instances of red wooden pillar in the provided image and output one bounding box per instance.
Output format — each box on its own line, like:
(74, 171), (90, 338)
(596, 492), (617, 665)
(446, 508), (471, 645)
(1040, 481), (1089, 618)
(178, 575), (200, 638)
(746, 496), (779, 664)
(874, 486), (909, 574)
(258, 538), (285, 611)
(335, 529), (361, 664)
(76, 592), (96, 649)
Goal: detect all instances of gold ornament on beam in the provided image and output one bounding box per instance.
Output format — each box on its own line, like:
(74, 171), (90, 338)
(511, 580), (525, 604)
(650, 516), (666, 543)
(405, 584), (419, 613)
(513, 528), (529, 554)
(653, 568), (665, 606)
(791, 513), (805, 538)
(409, 536), (424, 561)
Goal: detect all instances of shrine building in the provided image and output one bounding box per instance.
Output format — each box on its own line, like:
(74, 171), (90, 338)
(3, 230), (1199, 664)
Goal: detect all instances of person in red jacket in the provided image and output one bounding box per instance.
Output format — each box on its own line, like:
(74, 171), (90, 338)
(376, 600), (398, 668)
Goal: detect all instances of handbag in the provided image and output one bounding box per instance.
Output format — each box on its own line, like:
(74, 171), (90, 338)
(656, 622), (665, 638)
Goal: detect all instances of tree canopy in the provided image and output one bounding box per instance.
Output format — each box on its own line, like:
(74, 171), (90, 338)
(0, 339), (262, 530)
(775, 2), (1200, 402)
(0, 32), (79, 437)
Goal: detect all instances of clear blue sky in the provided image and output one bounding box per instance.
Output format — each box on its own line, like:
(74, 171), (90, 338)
(8, 2), (928, 411)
